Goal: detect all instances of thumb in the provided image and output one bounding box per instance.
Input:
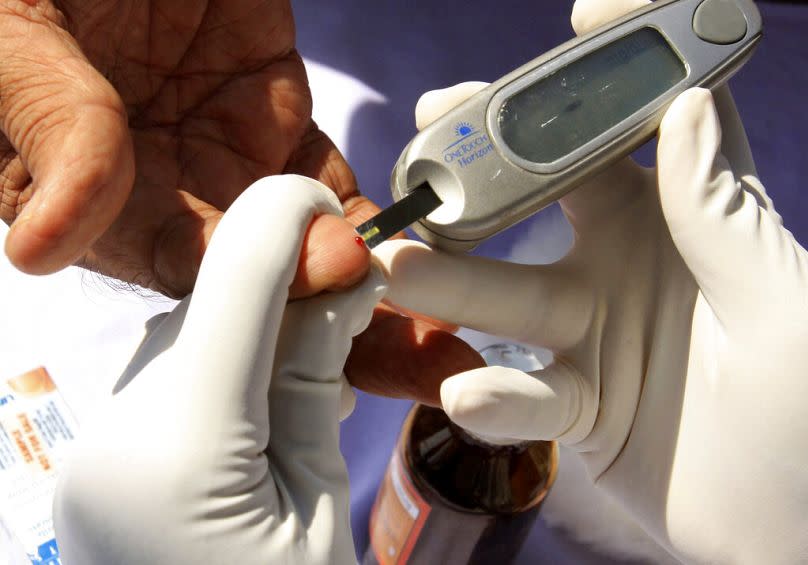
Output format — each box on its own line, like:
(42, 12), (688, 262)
(0, 3), (133, 274)
(270, 265), (387, 459)
(440, 361), (593, 444)
(657, 88), (803, 326)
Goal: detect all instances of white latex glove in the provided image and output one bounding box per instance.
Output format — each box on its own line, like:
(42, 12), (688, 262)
(52, 175), (387, 565)
(375, 1), (808, 563)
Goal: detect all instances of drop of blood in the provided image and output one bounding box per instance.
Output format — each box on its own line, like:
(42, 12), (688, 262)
(354, 236), (367, 248)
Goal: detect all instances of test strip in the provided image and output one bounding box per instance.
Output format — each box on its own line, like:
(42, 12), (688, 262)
(356, 183), (442, 249)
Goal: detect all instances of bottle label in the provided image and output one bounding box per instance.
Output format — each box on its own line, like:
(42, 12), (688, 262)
(368, 450), (431, 564)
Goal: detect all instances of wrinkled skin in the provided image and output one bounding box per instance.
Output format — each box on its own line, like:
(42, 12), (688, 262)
(0, 0), (378, 297)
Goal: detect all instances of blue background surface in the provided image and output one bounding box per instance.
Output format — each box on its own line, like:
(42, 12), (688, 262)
(292, 2), (808, 562)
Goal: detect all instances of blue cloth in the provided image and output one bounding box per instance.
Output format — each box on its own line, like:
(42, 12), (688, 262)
(293, 1), (808, 562)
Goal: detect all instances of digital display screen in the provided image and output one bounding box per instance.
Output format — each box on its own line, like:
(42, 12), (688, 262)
(497, 27), (686, 165)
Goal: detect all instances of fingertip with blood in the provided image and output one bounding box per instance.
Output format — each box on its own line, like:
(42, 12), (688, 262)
(289, 213), (371, 299)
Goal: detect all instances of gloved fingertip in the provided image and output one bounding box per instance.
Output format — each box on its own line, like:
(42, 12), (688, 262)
(658, 88), (722, 211)
(440, 364), (587, 443)
(371, 239), (434, 304)
(439, 371), (491, 430)
(439, 368), (541, 440)
(571, 0), (650, 36)
(570, 0), (600, 36)
(415, 82), (489, 131)
(372, 239), (430, 273)
(659, 87), (718, 144)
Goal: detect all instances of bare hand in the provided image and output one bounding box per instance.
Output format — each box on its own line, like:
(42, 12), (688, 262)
(0, 0), (378, 298)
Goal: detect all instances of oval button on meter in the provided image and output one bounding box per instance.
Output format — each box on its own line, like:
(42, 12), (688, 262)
(693, 0), (748, 44)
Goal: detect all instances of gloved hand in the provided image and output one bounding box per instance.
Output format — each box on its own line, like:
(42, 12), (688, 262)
(374, 1), (808, 563)
(52, 175), (387, 564)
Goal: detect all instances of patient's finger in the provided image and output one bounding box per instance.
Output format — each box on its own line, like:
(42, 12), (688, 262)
(345, 302), (484, 407)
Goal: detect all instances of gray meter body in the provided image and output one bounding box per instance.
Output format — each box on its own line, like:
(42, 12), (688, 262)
(390, 0), (762, 252)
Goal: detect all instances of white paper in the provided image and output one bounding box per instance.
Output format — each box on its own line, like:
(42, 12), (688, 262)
(0, 368), (77, 565)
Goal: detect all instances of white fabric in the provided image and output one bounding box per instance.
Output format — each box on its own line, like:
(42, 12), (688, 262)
(52, 176), (387, 565)
(373, 1), (808, 563)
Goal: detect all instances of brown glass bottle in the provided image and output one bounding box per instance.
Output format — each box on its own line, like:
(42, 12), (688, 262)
(363, 403), (557, 565)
